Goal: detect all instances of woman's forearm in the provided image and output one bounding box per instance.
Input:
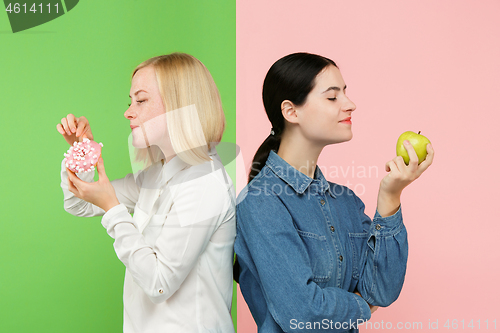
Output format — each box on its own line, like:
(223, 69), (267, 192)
(376, 188), (401, 218)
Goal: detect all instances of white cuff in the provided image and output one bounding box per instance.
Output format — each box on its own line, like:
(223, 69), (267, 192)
(101, 203), (131, 230)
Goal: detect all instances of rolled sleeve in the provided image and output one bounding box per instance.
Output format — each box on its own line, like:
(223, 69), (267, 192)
(371, 205), (403, 236)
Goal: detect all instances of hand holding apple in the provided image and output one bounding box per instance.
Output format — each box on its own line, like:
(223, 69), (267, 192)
(396, 131), (431, 165)
(376, 136), (434, 217)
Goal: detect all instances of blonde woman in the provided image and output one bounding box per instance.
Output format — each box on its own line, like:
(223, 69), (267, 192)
(57, 53), (236, 332)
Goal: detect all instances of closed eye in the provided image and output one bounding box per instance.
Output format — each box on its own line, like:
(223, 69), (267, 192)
(328, 98), (337, 101)
(128, 100), (146, 106)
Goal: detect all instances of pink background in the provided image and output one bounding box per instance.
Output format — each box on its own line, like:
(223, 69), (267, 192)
(236, 0), (500, 332)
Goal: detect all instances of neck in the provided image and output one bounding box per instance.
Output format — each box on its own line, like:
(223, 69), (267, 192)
(155, 133), (177, 166)
(159, 150), (176, 166)
(277, 129), (324, 179)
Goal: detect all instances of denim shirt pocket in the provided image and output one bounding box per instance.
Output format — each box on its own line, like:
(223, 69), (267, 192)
(296, 229), (334, 283)
(348, 232), (369, 280)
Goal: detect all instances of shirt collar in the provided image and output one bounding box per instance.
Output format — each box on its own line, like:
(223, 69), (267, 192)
(266, 150), (335, 197)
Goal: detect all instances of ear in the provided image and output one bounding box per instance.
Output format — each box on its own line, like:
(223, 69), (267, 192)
(281, 100), (299, 124)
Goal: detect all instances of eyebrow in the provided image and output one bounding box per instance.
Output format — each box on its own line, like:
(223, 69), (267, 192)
(129, 90), (147, 98)
(322, 85), (347, 93)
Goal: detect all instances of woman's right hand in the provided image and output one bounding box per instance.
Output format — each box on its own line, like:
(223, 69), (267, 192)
(56, 114), (94, 146)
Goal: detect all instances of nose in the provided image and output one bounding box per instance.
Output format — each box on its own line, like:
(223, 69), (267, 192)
(124, 107), (136, 120)
(343, 97), (356, 113)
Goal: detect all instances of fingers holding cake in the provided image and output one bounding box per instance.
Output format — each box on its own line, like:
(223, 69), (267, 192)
(57, 114), (94, 145)
(75, 116), (93, 140)
(66, 155), (119, 212)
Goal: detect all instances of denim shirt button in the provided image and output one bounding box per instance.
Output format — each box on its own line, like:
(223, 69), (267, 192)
(330, 226), (335, 232)
(320, 199), (326, 205)
(339, 255), (343, 261)
(375, 224), (382, 230)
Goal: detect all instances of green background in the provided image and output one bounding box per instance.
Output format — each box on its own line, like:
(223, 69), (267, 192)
(0, 1), (236, 332)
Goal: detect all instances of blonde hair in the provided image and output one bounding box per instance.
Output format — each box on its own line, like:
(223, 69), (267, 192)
(131, 53), (225, 167)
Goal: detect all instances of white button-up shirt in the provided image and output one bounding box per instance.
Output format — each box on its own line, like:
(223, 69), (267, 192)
(60, 149), (236, 333)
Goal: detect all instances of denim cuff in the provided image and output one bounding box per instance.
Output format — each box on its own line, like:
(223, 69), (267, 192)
(372, 204), (403, 236)
(353, 293), (372, 324)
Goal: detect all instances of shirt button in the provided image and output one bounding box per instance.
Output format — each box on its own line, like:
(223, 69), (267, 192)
(330, 226), (335, 232)
(320, 199), (326, 205)
(339, 255), (343, 261)
(159, 288), (164, 294)
(375, 224), (382, 230)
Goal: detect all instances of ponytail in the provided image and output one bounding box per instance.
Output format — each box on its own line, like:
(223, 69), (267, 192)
(248, 130), (281, 183)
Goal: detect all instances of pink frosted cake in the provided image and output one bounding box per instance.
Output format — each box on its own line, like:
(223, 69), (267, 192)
(63, 138), (103, 173)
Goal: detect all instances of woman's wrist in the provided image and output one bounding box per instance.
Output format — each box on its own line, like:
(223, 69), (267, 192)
(102, 198), (121, 212)
(376, 188), (401, 218)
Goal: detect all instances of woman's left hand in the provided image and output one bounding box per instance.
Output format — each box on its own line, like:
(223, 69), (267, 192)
(380, 141), (435, 196)
(66, 156), (120, 212)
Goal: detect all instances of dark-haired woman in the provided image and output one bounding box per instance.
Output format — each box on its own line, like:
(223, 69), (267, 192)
(234, 53), (434, 332)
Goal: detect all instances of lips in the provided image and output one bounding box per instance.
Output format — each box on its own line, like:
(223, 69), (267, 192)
(130, 125), (139, 130)
(339, 117), (351, 123)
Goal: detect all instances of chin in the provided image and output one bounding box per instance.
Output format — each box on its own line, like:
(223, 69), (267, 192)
(328, 134), (353, 145)
(132, 138), (148, 149)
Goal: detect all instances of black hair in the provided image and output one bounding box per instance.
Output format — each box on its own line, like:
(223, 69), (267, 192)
(248, 52), (337, 183)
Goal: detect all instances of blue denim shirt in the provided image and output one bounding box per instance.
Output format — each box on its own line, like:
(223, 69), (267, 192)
(235, 151), (408, 332)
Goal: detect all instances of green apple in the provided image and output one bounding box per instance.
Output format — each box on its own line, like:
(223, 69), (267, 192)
(396, 131), (431, 165)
